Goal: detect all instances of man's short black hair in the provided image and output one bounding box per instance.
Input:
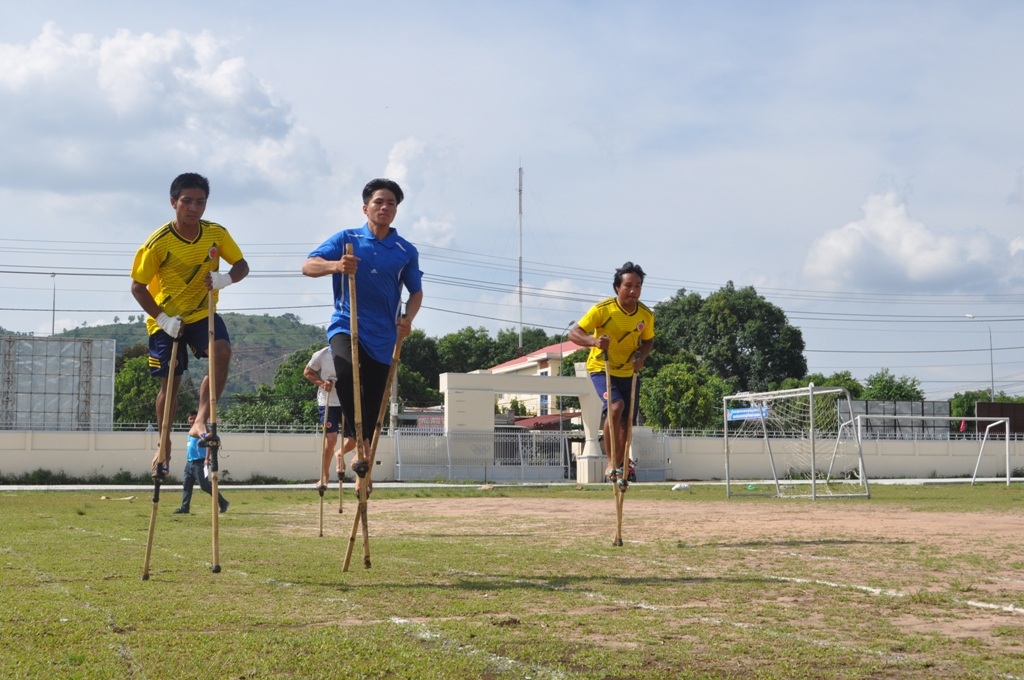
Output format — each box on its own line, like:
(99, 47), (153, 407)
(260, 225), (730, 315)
(170, 173), (210, 200)
(362, 178), (404, 205)
(613, 261), (646, 291)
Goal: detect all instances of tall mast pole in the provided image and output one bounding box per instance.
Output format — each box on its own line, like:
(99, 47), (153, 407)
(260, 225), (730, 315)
(517, 165), (524, 354)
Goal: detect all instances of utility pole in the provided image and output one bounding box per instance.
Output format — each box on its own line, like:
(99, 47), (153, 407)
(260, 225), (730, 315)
(517, 165), (523, 355)
(965, 314), (995, 401)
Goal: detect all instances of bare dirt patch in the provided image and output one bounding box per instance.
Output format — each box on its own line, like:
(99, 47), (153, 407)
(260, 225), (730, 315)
(365, 495), (1024, 652)
(371, 495), (1022, 548)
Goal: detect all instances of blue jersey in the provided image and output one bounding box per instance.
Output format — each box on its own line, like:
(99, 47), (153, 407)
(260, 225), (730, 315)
(186, 435), (204, 462)
(308, 224), (422, 364)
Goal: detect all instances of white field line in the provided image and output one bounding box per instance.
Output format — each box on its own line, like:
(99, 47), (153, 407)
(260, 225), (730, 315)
(964, 600), (1024, 615)
(769, 573), (1024, 615)
(466, 568), (921, 668)
(612, 551), (1024, 619)
(390, 616), (576, 680)
(767, 574), (904, 597)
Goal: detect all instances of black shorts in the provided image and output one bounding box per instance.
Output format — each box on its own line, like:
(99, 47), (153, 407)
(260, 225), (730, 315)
(329, 333), (392, 439)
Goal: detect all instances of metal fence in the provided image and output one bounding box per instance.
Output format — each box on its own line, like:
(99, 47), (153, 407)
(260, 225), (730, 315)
(659, 427), (1024, 442)
(41, 422), (329, 434)
(394, 429), (574, 483)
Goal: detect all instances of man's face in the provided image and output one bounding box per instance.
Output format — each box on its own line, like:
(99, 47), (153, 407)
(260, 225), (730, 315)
(616, 273), (643, 309)
(362, 189), (398, 228)
(171, 187), (208, 229)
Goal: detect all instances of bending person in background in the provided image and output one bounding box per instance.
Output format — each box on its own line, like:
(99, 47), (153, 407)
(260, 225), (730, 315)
(130, 172), (249, 477)
(304, 345), (356, 490)
(569, 261), (654, 484)
(302, 178), (423, 495)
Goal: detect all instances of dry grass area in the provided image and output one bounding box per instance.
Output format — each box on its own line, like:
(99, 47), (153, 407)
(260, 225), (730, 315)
(271, 488), (1024, 675)
(5, 485), (1024, 678)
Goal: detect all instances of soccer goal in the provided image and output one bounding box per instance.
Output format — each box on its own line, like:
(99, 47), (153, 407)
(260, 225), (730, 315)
(723, 384), (870, 499)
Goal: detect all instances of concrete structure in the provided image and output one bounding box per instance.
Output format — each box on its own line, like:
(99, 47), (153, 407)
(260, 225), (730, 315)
(441, 370), (609, 483)
(487, 340), (585, 415)
(0, 429), (397, 483)
(1, 429), (1020, 483)
(3, 367), (1020, 484)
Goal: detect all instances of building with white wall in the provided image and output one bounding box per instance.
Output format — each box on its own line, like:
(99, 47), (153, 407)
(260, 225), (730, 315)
(486, 340), (585, 416)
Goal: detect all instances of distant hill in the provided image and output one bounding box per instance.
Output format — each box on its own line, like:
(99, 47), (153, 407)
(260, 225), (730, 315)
(57, 312), (327, 395)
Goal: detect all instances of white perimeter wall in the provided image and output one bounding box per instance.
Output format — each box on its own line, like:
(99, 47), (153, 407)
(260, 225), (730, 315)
(0, 431), (398, 483)
(0, 431), (1019, 481)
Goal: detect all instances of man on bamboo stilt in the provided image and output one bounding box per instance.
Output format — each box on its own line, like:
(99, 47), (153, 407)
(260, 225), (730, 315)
(130, 173), (249, 478)
(569, 262), (654, 487)
(302, 179), (423, 496)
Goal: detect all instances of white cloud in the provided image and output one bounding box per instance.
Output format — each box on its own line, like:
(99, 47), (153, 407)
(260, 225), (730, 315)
(802, 191), (1013, 293)
(406, 216), (455, 249)
(384, 137), (425, 186)
(0, 23), (329, 200)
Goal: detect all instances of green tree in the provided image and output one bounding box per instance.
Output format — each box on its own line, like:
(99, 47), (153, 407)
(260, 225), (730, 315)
(861, 368), (924, 401)
(114, 356), (156, 424)
(948, 389), (990, 434)
(949, 390), (990, 419)
(116, 343), (150, 373)
(645, 289), (703, 374)
(397, 364), (442, 407)
(778, 371), (864, 399)
(401, 329), (442, 391)
(269, 344), (323, 423)
(220, 345), (322, 426)
(699, 283), (806, 391)
(950, 389), (1024, 420)
(221, 385), (295, 426)
(436, 327), (496, 374)
(114, 355), (198, 425)
(491, 326), (552, 366)
(508, 398), (531, 416)
(653, 282), (806, 392)
(640, 362), (731, 430)
(558, 349), (590, 378)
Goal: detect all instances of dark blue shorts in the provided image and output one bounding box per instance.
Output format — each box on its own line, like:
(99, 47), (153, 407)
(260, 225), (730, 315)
(590, 372), (640, 422)
(148, 314), (230, 377)
(317, 406), (343, 434)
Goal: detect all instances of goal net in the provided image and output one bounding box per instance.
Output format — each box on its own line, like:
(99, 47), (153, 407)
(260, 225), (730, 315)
(723, 384), (870, 499)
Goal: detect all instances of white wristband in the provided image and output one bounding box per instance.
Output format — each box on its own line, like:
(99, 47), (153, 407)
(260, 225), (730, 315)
(156, 312), (182, 338)
(209, 272), (233, 290)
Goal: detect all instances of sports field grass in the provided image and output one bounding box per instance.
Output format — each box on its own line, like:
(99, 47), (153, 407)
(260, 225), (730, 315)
(3, 483), (1024, 679)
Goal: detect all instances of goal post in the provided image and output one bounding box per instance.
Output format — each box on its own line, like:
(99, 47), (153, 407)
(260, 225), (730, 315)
(853, 414), (1011, 486)
(723, 384), (870, 499)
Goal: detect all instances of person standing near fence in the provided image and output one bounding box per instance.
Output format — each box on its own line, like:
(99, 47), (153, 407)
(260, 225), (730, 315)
(302, 178), (423, 495)
(173, 411), (229, 514)
(568, 261), (654, 482)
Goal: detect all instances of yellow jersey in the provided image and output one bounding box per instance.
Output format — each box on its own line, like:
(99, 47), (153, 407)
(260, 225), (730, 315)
(579, 297), (654, 377)
(131, 220), (244, 335)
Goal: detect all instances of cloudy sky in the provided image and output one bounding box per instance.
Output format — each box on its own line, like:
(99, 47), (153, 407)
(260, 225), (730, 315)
(2, 0), (1024, 399)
